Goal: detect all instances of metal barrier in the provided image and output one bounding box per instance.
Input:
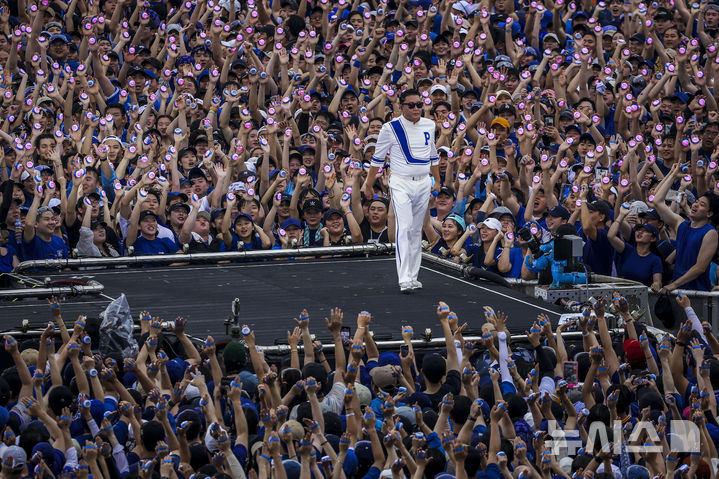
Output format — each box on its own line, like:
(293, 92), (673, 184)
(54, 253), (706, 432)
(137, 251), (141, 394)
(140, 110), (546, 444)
(647, 289), (719, 335)
(0, 280), (104, 299)
(14, 243), (395, 273)
(421, 253), (717, 332)
(14, 244), (715, 334)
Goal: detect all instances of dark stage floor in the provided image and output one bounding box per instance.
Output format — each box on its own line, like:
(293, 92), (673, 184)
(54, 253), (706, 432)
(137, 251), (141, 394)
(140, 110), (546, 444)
(1, 256), (563, 344)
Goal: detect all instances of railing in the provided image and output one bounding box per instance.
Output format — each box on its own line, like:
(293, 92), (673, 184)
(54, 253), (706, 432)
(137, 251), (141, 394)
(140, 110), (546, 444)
(13, 244), (715, 333)
(422, 253), (719, 333)
(14, 243), (396, 273)
(0, 280), (104, 299)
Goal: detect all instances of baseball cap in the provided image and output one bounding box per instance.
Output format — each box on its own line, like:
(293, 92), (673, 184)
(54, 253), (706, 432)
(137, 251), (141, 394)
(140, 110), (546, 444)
(2, 446), (27, 469)
(323, 208), (344, 223)
(280, 218), (302, 230)
(543, 33), (559, 43)
(480, 217), (502, 231)
(369, 365), (398, 390)
(168, 192), (189, 203)
(139, 210), (158, 222)
(429, 84), (448, 95)
(635, 223), (659, 239)
(437, 186), (456, 199)
(495, 89), (512, 99)
(498, 104), (516, 115)
(169, 202), (191, 214)
(489, 206), (513, 219)
(443, 213), (466, 232)
(638, 208), (661, 221)
(302, 198), (323, 212)
(491, 117), (510, 129)
(548, 205), (570, 220)
(49, 33), (69, 44)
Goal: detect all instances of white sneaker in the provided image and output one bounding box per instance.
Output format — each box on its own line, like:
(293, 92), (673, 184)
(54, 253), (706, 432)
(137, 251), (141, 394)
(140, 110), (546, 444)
(399, 282), (414, 293)
(411, 280), (423, 290)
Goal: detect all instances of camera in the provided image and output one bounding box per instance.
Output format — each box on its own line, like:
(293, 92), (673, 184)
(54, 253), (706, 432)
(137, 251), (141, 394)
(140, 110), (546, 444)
(518, 226), (542, 259)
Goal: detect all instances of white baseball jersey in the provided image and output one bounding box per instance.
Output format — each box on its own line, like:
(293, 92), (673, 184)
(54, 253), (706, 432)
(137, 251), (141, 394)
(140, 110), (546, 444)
(371, 115), (439, 176)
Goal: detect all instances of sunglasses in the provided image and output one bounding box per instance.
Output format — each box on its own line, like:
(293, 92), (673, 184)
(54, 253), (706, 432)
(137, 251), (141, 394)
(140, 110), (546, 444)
(403, 102), (423, 109)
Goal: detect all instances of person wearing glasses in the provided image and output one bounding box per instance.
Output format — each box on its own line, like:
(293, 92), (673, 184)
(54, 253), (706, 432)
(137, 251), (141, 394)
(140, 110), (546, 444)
(364, 89), (441, 293)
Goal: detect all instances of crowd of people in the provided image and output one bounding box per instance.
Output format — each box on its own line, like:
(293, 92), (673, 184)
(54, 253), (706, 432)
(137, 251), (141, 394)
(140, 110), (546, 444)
(0, 295), (717, 479)
(0, 0), (719, 291)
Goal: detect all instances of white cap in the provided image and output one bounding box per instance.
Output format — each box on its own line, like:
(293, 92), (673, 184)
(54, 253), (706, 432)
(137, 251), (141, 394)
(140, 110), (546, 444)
(429, 84), (448, 95)
(480, 217), (502, 231)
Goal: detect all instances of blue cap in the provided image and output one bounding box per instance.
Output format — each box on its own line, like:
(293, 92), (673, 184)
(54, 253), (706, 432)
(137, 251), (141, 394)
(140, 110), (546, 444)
(233, 213), (254, 226)
(635, 223), (659, 239)
(548, 205), (570, 220)
(280, 218), (301, 230)
(49, 33), (70, 44)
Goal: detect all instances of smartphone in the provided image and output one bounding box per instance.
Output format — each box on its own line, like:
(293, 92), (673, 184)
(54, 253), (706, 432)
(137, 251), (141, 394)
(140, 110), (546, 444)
(561, 183), (571, 199)
(340, 326), (350, 343)
(563, 361), (579, 386)
(633, 377), (648, 387)
(544, 116), (554, 127)
(400, 344), (409, 356)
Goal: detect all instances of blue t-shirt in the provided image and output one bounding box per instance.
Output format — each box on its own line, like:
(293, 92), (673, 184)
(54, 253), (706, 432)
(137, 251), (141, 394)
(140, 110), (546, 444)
(502, 247), (525, 278)
(467, 243), (502, 273)
(0, 245), (17, 273)
(22, 234), (69, 261)
(219, 233), (263, 252)
(132, 235), (179, 255)
(616, 242), (663, 286)
(674, 220), (714, 291)
(582, 227), (614, 276)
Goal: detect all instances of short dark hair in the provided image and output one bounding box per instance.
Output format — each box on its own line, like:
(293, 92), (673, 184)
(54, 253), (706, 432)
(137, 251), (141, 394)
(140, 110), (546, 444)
(703, 192), (719, 225)
(399, 89), (421, 104)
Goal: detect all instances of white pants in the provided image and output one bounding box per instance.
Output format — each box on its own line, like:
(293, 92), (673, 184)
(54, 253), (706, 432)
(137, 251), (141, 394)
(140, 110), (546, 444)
(390, 174), (431, 285)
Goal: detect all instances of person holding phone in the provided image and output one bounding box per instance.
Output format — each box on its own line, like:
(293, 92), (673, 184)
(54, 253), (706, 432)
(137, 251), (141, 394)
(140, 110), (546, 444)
(364, 89), (441, 293)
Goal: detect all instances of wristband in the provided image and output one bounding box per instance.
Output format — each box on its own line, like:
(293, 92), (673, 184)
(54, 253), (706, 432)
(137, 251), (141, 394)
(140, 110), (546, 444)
(89, 369), (98, 377)
(49, 304), (59, 309)
(259, 454), (271, 461)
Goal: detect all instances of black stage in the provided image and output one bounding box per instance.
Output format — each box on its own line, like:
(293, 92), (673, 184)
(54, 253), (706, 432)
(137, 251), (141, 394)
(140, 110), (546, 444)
(1, 256), (563, 345)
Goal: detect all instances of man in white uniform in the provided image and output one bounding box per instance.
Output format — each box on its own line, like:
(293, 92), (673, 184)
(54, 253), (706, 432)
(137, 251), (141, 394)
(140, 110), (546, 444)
(364, 89), (441, 292)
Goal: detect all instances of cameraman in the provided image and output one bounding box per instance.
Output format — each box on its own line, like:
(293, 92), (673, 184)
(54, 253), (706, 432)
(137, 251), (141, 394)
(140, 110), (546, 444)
(521, 224), (578, 282)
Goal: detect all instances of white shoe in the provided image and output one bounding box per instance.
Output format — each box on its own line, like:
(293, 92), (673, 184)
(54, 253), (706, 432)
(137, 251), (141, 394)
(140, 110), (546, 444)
(399, 282), (414, 293)
(411, 280), (423, 290)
